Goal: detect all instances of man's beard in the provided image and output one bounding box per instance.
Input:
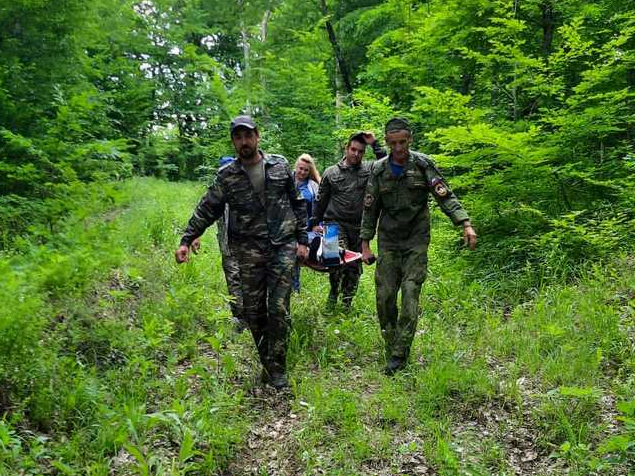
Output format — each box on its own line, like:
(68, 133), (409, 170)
(240, 146), (256, 159)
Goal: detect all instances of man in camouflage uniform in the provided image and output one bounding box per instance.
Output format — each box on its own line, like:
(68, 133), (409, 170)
(309, 132), (386, 310)
(175, 115), (308, 389)
(360, 118), (477, 375)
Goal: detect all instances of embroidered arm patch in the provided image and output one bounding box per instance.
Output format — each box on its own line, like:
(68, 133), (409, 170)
(430, 177), (449, 198)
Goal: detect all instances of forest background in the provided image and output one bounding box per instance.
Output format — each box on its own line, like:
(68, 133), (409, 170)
(1, 0), (635, 475)
(3, 0), (635, 273)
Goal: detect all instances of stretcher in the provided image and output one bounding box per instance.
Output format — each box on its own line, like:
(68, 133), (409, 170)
(301, 228), (365, 272)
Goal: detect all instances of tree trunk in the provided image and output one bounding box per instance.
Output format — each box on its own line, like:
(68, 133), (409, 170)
(260, 9), (271, 42)
(627, 68), (634, 140)
(258, 8), (272, 116)
(460, 64), (474, 96)
(512, 70), (518, 122)
(553, 171), (572, 211)
(541, 0), (555, 57)
(628, 69), (635, 91)
(319, 0), (353, 95)
(334, 57), (343, 162)
(238, 0), (252, 114)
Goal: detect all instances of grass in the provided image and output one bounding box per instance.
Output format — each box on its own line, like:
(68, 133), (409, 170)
(1, 177), (634, 475)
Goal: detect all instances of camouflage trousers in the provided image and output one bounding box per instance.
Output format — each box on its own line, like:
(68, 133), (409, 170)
(230, 239), (296, 375)
(375, 244), (428, 361)
(328, 223), (362, 307)
(217, 213), (243, 319)
(221, 252), (243, 319)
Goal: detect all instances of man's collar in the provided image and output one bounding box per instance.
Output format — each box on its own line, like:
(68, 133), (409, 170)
(388, 151), (413, 166)
(339, 157), (361, 169)
(234, 151), (268, 170)
(384, 151), (415, 178)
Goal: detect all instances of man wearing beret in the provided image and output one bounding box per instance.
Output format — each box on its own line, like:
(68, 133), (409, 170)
(360, 118), (477, 375)
(310, 131), (386, 311)
(175, 115), (309, 389)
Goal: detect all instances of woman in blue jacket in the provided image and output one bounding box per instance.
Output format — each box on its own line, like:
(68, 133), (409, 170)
(293, 153), (320, 291)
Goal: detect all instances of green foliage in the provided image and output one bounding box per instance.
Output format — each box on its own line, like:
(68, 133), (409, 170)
(2, 1), (635, 473)
(596, 400), (635, 469)
(0, 179), (251, 474)
(346, 0), (635, 282)
(2, 0), (632, 281)
(0, 178), (633, 474)
(338, 89), (401, 145)
(0, 0), (239, 245)
(252, 25), (337, 167)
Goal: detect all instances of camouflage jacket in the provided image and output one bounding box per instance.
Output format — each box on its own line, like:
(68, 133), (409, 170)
(180, 153), (308, 247)
(309, 143), (387, 229)
(360, 151), (469, 250)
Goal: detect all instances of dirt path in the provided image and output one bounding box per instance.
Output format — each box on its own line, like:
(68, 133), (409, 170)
(222, 385), (304, 476)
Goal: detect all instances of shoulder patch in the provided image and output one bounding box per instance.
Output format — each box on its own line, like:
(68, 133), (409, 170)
(430, 177), (449, 198)
(434, 182), (448, 198)
(364, 193), (374, 207)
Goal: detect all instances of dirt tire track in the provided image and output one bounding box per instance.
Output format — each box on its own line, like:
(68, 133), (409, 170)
(221, 385), (304, 476)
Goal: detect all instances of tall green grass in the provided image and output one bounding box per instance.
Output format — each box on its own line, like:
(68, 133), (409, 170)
(0, 178), (251, 475)
(1, 179), (633, 475)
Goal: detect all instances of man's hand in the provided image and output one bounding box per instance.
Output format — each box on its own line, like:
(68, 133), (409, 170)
(175, 245), (190, 263)
(463, 222), (477, 250)
(362, 131), (377, 145)
(297, 244), (308, 261)
(312, 225), (323, 234)
(191, 237), (201, 254)
(361, 240), (376, 265)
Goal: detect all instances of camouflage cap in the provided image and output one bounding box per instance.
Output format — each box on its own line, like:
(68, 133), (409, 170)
(230, 115), (258, 135)
(385, 117), (411, 134)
